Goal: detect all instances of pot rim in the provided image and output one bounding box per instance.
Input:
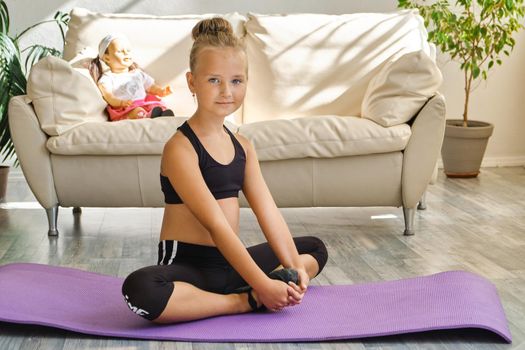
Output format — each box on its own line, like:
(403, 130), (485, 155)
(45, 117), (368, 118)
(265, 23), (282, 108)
(446, 119), (494, 128)
(444, 119), (494, 138)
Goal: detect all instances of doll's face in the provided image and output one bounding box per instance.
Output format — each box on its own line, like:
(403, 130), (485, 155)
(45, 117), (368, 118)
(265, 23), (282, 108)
(103, 38), (133, 73)
(187, 47), (247, 118)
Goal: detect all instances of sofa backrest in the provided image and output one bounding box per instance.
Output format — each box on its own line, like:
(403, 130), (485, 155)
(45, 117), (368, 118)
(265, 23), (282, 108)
(242, 10), (431, 124)
(63, 8), (247, 123)
(60, 8), (433, 126)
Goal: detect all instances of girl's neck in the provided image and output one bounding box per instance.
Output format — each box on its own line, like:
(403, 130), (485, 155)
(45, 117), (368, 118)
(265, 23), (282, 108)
(189, 112), (226, 136)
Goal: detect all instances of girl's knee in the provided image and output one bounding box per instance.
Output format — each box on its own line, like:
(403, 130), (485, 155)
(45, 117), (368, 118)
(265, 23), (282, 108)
(296, 236), (328, 274)
(122, 267), (174, 321)
(311, 236), (328, 272)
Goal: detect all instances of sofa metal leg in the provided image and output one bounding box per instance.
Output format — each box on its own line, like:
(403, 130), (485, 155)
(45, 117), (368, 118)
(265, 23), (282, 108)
(46, 205), (59, 236)
(73, 207), (82, 214)
(417, 192), (427, 210)
(403, 206), (416, 236)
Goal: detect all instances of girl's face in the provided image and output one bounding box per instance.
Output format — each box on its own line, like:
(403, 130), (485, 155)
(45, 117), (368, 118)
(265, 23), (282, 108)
(103, 38), (133, 72)
(187, 47), (247, 119)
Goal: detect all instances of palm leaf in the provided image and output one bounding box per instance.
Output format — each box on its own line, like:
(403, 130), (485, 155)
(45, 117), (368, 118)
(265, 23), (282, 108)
(0, 0), (8, 34)
(0, 31), (25, 164)
(23, 44), (61, 74)
(0, 3), (69, 165)
(54, 11), (70, 43)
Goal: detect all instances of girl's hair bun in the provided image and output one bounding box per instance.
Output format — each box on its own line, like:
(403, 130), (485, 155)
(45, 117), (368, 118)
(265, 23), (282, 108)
(189, 17), (245, 72)
(192, 17), (234, 40)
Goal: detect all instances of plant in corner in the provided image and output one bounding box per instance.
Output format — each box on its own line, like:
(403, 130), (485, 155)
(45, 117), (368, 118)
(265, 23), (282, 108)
(398, 0), (525, 177)
(0, 0), (69, 201)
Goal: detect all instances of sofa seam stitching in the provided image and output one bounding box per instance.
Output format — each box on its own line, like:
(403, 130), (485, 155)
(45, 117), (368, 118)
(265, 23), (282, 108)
(312, 158), (316, 207)
(136, 156), (145, 206)
(251, 135), (412, 151)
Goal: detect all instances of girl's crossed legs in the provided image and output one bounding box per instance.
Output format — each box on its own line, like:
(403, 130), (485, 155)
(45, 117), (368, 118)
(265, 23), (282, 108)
(122, 236), (328, 323)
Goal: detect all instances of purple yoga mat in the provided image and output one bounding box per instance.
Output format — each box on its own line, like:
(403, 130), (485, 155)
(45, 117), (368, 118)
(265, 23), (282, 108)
(0, 263), (511, 343)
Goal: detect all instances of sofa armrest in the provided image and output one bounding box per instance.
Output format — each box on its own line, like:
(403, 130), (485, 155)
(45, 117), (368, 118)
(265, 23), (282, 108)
(8, 95), (58, 209)
(402, 93), (446, 208)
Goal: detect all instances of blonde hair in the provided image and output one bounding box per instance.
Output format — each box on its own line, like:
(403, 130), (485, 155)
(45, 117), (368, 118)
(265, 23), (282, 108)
(189, 17), (246, 72)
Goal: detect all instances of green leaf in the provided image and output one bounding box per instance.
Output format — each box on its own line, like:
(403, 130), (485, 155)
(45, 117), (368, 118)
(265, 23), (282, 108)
(397, 0), (409, 8)
(0, 1), (69, 163)
(480, 26), (487, 36)
(23, 45), (60, 73)
(0, 0), (8, 34)
(0, 31), (26, 163)
(53, 10), (70, 43)
(472, 64), (481, 78)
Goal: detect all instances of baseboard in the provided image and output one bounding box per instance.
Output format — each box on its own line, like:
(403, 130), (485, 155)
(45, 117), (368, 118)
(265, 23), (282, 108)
(437, 156), (525, 168)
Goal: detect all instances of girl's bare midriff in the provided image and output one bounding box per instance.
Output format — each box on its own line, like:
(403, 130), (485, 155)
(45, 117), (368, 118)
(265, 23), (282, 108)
(159, 197), (240, 246)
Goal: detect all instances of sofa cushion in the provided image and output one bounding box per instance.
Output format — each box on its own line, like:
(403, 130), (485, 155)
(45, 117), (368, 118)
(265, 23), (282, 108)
(238, 116), (411, 161)
(242, 10), (431, 124)
(361, 50), (442, 127)
(27, 56), (107, 136)
(63, 8), (246, 122)
(46, 117), (239, 155)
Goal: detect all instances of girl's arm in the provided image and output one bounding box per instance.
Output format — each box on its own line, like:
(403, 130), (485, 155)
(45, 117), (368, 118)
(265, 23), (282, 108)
(162, 134), (290, 309)
(97, 83), (132, 108)
(236, 135), (309, 288)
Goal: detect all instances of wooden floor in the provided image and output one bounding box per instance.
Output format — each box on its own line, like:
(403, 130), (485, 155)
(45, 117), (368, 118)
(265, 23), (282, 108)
(1, 167), (524, 349)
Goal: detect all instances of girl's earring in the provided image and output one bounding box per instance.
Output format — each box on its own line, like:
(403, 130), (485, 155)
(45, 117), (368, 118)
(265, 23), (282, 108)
(192, 93), (196, 103)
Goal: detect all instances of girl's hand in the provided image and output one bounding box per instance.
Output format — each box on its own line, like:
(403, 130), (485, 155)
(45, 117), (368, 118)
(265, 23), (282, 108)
(255, 278), (292, 312)
(296, 267), (310, 291)
(286, 268), (309, 306)
(286, 281), (305, 306)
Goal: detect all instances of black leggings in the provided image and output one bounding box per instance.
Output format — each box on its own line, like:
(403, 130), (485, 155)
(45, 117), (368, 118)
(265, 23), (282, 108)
(122, 236), (328, 321)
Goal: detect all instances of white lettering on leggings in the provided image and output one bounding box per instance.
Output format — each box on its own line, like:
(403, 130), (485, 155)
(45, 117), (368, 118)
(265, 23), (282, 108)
(124, 294), (150, 317)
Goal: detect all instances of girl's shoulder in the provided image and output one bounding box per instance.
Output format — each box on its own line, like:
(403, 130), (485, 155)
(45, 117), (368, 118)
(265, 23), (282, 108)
(164, 127), (192, 154)
(162, 128), (198, 168)
(232, 132), (252, 154)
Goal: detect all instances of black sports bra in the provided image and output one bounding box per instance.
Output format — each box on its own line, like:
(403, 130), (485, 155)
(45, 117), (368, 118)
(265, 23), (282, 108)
(160, 121), (246, 204)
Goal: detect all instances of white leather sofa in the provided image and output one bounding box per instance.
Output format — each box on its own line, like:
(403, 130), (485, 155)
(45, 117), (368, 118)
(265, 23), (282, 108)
(8, 8), (446, 236)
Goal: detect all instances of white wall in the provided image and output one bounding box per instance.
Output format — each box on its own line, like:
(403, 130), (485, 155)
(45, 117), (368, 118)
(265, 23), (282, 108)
(6, 0), (525, 166)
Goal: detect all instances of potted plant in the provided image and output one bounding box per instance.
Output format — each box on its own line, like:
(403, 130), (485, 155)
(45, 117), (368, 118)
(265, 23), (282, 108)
(398, 0), (525, 177)
(0, 0), (69, 201)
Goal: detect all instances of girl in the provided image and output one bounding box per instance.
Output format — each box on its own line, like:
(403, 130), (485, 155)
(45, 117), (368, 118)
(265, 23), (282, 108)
(89, 34), (174, 121)
(122, 18), (328, 323)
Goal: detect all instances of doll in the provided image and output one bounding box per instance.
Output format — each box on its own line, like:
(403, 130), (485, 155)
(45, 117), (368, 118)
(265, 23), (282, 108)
(89, 34), (174, 121)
